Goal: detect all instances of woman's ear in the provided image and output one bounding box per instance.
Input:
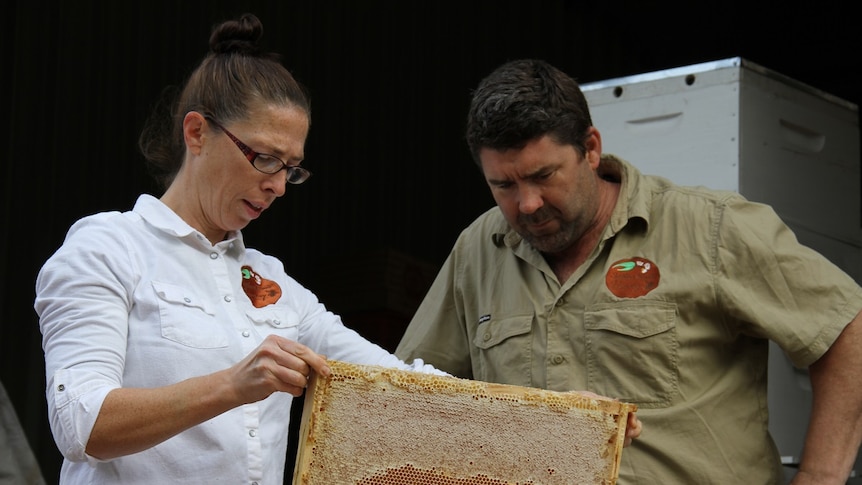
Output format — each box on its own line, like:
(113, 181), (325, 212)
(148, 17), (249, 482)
(182, 111), (207, 156)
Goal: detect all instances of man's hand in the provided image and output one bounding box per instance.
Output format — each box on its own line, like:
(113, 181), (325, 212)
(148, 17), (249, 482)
(625, 412), (642, 447)
(571, 390), (642, 447)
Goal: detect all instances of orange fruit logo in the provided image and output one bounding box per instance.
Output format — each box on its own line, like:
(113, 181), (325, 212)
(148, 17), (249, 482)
(241, 265), (283, 308)
(605, 257), (660, 298)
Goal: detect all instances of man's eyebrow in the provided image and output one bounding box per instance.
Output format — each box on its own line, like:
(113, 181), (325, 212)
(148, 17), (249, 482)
(486, 175), (511, 185)
(487, 165), (555, 185)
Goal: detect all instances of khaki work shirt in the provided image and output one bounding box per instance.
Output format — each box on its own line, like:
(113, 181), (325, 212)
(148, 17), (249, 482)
(396, 155), (862, 484)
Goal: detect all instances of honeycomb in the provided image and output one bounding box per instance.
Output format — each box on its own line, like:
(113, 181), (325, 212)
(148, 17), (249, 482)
(292, 360), (636, 485)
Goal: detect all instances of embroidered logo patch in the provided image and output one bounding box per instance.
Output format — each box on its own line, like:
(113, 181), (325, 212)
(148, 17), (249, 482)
(605, 257), (660, 298)
(241, 265), (282, 308)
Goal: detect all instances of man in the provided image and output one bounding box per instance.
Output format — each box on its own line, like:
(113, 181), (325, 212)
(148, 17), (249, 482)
(395, 59), (862, 484)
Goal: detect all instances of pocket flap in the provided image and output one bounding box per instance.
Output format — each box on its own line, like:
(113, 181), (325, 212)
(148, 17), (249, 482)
(245, 307), (299, 329)
(152, 281), (214, 315)
(473, 314), (532, 349)
(584, 301), (676, 339)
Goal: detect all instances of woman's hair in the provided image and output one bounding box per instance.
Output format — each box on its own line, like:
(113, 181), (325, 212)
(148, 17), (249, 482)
(465, 59), (592, 166)
(138, 13), (310, 191)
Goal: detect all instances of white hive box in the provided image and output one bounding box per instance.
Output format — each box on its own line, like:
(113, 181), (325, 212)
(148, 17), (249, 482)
(293, 360), (636, 485)
(582, 57), (861, 482)
(581, 57), (861, 283)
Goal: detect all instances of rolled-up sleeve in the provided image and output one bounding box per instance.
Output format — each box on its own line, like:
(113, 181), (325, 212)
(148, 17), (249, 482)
(35, 214), (133, 463)
(46, 369), (117, 462)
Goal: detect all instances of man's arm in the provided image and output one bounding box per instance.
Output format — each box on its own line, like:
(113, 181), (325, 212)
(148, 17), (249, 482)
(793, 308), (862, 484)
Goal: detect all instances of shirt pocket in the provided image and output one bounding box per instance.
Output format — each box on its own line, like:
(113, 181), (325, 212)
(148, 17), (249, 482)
(584, 300), (678, 407)
(245, 306), (300, 340)
(472, 314), (533, 386)
(152, 281), (228, 349)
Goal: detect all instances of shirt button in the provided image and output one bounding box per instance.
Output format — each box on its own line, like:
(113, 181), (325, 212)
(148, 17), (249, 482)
(272, 319), (281, 326)
(183, 297), (191, 303)
(224, 295), (232, 302)
(242, 331), (250, 338)
(57, 384), (65, 392)
(555, 298), (564, 307)
(483, 332), (492, 341)
(249, 429), (257, 437)
(209, 252), (219, 260)
(552, 355), (564, 365)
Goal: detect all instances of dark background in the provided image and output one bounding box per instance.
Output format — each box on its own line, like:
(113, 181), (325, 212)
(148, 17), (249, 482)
(3, 1), (860, 482)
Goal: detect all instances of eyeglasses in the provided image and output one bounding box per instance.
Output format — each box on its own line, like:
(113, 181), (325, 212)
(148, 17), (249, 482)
(205, 117), (312, 184)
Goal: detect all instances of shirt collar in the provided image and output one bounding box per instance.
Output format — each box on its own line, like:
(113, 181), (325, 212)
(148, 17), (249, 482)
(132, 194), (247, 254)
(599, 154), (650, 237)
(497, 153), (650, 249)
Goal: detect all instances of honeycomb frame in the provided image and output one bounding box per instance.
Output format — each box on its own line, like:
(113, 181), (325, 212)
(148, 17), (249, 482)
(293, 360), (636, 485)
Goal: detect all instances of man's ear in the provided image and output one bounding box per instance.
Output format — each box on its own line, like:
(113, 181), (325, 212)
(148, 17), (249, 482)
(583, 126), (602, 168)
(182, 111), (207, 156)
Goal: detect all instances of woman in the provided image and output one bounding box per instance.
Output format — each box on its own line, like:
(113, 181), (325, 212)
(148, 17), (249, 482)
(33, 13), (443, 484)
(36, 14), (641, 484)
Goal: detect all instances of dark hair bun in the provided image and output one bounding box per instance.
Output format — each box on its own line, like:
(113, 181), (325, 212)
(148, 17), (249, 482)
(209, 13), (264, 56)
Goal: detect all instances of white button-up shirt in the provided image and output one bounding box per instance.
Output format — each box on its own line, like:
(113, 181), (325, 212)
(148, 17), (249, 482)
(35, 194), (441, 484)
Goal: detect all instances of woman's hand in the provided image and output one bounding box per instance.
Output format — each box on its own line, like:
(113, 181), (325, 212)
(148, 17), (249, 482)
(229, 334), (331, 402)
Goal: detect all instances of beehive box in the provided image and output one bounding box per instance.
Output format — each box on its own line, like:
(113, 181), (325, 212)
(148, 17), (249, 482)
(292, 360), (636, 485)
(581, 56), (861, 282)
